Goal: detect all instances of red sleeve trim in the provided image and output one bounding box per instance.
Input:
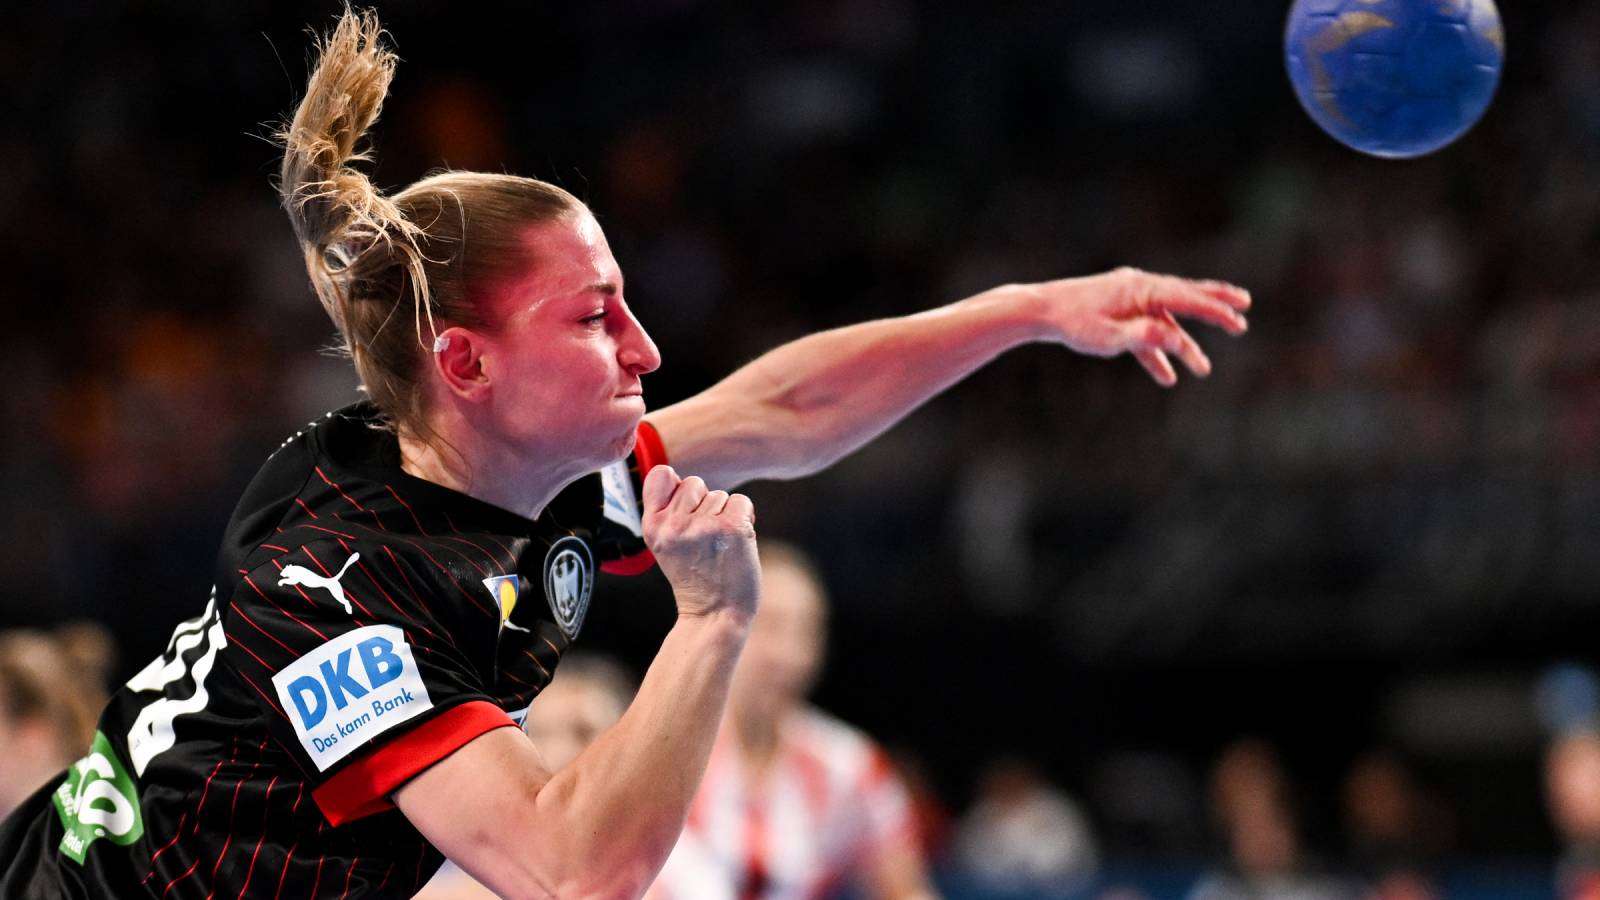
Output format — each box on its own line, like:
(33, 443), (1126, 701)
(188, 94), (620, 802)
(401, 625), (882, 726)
(600, 420), (669, 576)
(634, 418), (669, 473)
(311, 700), (516, 827)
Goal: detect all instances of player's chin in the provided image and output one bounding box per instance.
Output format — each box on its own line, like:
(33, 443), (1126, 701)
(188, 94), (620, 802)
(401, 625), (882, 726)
(600, 403), (643, 454)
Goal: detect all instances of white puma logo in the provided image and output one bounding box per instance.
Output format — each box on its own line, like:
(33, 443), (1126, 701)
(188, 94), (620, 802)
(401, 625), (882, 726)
(278, 553), (361, 615)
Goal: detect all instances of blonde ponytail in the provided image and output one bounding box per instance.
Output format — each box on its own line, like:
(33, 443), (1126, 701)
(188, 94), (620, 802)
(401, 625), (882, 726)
(276, 8), (583, 432)
(277, 7), (434, 347)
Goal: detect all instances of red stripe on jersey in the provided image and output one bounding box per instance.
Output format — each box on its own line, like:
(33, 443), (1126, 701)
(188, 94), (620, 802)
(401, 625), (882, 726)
(229, 601), (298, 657)
(338, 856), (361, 900)
(394, 538), (497, 618)
(243, 574), (330, 641)
(193, 740), (241, 835)
(163, 858), (202, 897)
(501, 667), (542, 691)
(204, 739), (269, 897)
(435, 535), (496, 576)
(374, 861), (395, 893)
(300, 523), (359, 541)
(145, 811), (189, 877)
(311, 701), (516, 826)
(339, 537), (448, 649)
(445, 512), (516, 562)
(521, 648), (552, 679)
(274, 843), (298, 900)
(262, 543), (290, 553)
(316, 465), (388, 530)
(412, 844), (429, 892)
(294, 497), (320, 519)
(235, 775), (279, 900)
(385, 484), (429, 535)
(223, 630), (273, 673)
(601, 420), (668, 575)
(236, 666), (289, 721)
(375, 545), (460, 652)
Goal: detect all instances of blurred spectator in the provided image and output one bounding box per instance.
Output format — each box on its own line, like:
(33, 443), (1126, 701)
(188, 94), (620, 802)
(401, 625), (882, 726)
(647, 541), (937, 900)
(1188, 740), (1358, 900)
(950, 757), (1100, 892)
(413, 654), (636, 900)
(1546, 729), (1600, 899)
(1340, 751), (1448, 900)
(0, 624), (114, 819)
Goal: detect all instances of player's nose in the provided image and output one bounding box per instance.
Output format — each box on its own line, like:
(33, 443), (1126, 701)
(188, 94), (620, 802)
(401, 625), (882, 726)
(616, 307), (661, 376)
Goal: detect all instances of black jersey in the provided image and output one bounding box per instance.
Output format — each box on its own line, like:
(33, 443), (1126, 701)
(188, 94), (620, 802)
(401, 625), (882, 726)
(0, 401), (669, 899)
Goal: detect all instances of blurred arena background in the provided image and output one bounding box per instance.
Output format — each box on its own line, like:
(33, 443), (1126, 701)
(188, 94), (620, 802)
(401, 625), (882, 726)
(3, 1), (1600, 897)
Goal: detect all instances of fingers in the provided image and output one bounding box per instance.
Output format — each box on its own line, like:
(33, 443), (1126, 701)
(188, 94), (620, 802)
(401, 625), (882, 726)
(1134, 347), (1178, 387)
(668, 475), (710, 515)
(702, 489), (730, 516)
(642, 465), (681, 512)
(1162, 311), (1211, 378)
(721, 493), (755, 526)
(1193, 278), (1252, 311)
(1148, 277), (1249, 335)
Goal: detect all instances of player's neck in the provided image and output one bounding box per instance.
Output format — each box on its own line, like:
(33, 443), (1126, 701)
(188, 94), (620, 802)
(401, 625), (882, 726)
(397, 414), (582, 522)
(729, 702), (787, 771)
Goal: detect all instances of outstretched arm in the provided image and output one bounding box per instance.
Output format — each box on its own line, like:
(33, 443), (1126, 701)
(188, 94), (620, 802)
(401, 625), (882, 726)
(646, 268), (1251, 489)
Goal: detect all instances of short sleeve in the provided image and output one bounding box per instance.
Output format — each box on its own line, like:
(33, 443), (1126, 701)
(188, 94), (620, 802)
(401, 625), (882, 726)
(588, 420), (668, 575)
(221, 538), (516, 826)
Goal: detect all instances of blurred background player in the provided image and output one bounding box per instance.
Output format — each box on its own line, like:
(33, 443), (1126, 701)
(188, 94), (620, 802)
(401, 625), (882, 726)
(647, 541), (937, 900)
(1547, 729), (1600, 899)
(415, 655), (636, 900)
(949, 757), (1100, 893)
(1188, 739), (1359, 900)
(0, 625), (114, 820)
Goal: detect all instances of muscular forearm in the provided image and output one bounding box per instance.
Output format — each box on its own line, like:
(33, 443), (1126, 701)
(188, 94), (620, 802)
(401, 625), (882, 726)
(398, 611), (747, 900)
(530, 611), (747, 896)
(649, 285), (1047, 488)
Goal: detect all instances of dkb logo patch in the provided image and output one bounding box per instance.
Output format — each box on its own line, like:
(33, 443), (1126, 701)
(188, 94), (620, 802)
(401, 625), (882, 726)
(271, 625), (433, 771)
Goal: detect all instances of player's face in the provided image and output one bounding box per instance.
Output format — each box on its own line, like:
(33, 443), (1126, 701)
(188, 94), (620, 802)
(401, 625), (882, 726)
(734, 562), (826, 711)
(477, 209), (661, 470)
(524, 678), (625, 771)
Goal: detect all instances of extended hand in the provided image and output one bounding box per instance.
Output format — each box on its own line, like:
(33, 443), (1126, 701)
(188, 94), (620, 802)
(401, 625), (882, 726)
(641, 466), (761, 623)
(1032, 267), (1252, 386)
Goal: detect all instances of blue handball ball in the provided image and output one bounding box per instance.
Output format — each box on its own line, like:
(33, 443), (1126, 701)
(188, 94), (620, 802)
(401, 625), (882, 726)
(1284, 0), (1504, 158)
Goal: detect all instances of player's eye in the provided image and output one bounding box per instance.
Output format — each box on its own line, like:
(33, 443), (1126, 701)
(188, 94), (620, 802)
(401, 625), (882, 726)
(582, 311), (608, 325)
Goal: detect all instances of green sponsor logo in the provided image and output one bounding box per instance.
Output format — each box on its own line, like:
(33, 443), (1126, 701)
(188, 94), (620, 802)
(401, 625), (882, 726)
(51, 730), (144, 864)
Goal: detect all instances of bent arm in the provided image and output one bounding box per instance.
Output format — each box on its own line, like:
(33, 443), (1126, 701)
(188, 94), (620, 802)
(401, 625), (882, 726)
(394, 611), (747, 900)
(646, 271), (1249, 489)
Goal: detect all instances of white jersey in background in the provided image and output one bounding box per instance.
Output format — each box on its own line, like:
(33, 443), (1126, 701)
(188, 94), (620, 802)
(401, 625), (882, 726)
(647, 707), (915, 900)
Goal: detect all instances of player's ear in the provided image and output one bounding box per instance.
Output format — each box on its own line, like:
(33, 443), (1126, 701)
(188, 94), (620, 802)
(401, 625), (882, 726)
(429, 327), (491, 402)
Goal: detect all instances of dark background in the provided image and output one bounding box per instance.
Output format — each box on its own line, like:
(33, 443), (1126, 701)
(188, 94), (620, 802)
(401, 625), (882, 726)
(3, 0), (1598, 889)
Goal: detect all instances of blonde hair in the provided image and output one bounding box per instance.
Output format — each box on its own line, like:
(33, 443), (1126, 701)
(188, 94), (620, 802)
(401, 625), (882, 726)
(277, 8), (581, 432)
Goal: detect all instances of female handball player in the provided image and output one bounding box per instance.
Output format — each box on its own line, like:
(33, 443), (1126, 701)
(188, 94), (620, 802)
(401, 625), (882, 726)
(0, 9), (1250, 899)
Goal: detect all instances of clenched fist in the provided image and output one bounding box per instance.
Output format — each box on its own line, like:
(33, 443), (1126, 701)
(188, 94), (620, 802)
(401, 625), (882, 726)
(642, 465), (761, 623)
